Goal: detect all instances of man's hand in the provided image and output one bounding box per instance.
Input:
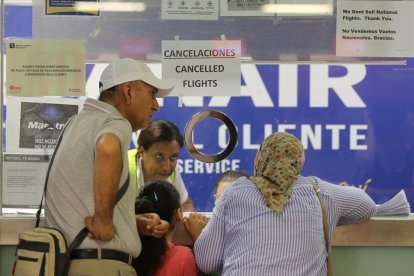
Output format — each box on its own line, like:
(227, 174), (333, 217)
(183, 212), (207, 242)
(84, 215), (116, 240)
(137, 213), (170, 238)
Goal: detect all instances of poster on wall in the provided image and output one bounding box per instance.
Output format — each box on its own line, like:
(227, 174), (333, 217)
(46, 0), (100, 16)
(221, 0), (275, 16)
(6, 39), (86, 97)
(6, 97), (83, 154)
(162, 0), (218, 20)
(162, 40), (241, 97)
(2, 154), (50, 208)
(336, 0), (414, 57)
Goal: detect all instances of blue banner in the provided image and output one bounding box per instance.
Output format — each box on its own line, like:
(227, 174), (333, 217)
(152, 62), (414, 211)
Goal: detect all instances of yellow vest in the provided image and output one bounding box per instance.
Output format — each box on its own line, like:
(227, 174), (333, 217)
(128, 149), (175, 194)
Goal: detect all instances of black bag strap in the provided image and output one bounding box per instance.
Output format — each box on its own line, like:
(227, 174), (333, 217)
(36, 116), (131, 250)
(68, 174), (130, 251)
(36, 117), (75, 226)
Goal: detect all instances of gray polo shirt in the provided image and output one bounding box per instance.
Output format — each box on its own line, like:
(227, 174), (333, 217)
(45, 98), (141, 257)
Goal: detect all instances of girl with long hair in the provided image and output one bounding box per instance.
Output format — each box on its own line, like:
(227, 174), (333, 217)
(133, 180), (205, 276)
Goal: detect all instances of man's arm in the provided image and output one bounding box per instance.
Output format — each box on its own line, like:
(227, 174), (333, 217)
(193, 213), (225, 273)
(84, 133), (122, 240)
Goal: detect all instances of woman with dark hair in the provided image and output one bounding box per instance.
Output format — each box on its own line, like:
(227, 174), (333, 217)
(128, 119), (194, 211)
(133, 180), (205, 276)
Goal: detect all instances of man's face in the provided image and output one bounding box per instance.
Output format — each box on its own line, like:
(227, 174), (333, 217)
(140, 140), (181, 182)
(129, 81), (160, 131)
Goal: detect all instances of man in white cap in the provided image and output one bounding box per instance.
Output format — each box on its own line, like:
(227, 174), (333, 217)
(45, 58), (175, 275)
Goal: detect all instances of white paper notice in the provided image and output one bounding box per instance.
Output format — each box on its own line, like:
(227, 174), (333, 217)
(162, 40), (241, 97)
(336, 1), (414, 57)
(6, 97), (83, 154)
(162, 0), (218, 20)
(221, 0), (275, 16)
(6, 39), (86, 96)
(2, 154), (49, 208)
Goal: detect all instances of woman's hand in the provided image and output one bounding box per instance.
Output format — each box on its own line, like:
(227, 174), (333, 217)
(136, 213), (170, 238)
(183, 212), (207, 242)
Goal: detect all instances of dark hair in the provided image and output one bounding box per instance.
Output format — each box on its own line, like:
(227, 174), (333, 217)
(215, 170), (249, 190)
(133, 180), (181, 276)
(138, 120), (184, 150)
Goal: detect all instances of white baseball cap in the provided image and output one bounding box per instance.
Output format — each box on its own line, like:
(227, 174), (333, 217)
(99, 58), (175, 98)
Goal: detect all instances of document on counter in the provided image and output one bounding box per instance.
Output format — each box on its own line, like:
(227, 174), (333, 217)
(375, 189), (411, 216)
(183, 211), (213, 219)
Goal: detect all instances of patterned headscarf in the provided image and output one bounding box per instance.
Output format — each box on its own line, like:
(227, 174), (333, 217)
(250, 132), (305, 214)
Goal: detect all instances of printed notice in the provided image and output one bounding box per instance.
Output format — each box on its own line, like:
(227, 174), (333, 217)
(336, 1), (414, 57)
(6, 97), (83, 154)
(162, 40), (241, 97)
(2, 154), (50, 208)
(46, 0), (99, 16)
(221, 0), (274, 16)
(162, 0), (218, 20)
(6, 39), (86, 96)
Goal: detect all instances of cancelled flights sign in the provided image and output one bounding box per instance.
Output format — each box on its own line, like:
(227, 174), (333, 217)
(162, 40), (241, 97)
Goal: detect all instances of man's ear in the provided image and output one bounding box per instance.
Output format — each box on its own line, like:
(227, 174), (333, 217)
(122, 82), (133, 104)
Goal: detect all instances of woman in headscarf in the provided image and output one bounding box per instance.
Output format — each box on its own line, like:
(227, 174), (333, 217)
(194, 132), (376, 276)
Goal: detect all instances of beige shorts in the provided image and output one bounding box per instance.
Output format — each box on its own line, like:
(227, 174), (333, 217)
(68, 259), (137, 276)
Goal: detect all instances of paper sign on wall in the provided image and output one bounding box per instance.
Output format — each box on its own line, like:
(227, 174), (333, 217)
(6, 97), (83, 154)
(221, 0), (274, 16)
(2, 154), (50, 208)
(162, 40), (241, 97)
(46, 0), (99, 16)
(6, 39), (86, 96)
(162, 0), (218, 20)
(336, 1), (414, 57)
